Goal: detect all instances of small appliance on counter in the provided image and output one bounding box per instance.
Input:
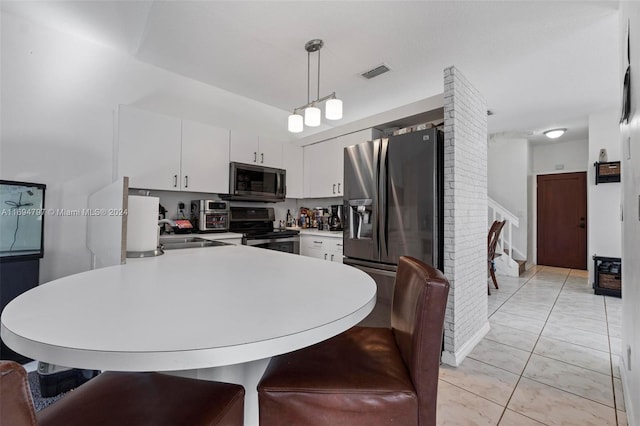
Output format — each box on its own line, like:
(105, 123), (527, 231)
(329, 204), (344, 231)
(191, 200), (229, 233)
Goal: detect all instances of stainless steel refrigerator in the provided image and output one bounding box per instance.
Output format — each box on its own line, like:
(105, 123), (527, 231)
(343, 128), (443, 326)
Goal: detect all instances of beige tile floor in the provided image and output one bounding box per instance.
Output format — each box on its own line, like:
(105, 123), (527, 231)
(437, 265), (627, 426)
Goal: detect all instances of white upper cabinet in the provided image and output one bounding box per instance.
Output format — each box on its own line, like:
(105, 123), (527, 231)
(303, 139), (337, 198)
(229, 131), (259, 165)
(282, 143), (303, 199)
(118, 105), (182, 191)
(118, 106), (230, 193)
(303, 128), (382, 198)
(258, 137), (284, 169)
(229, 131), (283, 169)
(181, 120), (230, 193)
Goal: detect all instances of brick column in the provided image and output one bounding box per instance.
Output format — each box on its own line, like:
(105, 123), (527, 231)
(441, 66), (489, 366)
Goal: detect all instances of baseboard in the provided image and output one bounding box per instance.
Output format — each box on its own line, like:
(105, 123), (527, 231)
(619, 355), (637, 426)
(441, 321), (490, 367)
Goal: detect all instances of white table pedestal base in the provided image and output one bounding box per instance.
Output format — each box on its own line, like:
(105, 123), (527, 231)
(166, 358), (271, 426)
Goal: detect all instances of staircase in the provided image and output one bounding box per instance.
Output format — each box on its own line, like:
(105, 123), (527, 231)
(488, 198), (524, 277)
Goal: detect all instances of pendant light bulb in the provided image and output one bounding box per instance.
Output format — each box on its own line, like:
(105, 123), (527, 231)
(325, 98), (343, 120)
(304, 106), (321, 127)
(288, 113), (304, 133)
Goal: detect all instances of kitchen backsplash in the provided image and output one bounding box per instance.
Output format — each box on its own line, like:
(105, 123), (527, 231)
(132, 189), (340, 226)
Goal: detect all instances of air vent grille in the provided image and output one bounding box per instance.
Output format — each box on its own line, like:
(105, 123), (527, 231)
(361, 64), (391, 79)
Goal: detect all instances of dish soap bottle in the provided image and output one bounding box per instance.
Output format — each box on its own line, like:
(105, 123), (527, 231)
(286, 209), (293, 227)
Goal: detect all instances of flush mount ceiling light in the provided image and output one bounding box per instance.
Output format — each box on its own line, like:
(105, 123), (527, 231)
(543, 128), (567, 139)
(288, 39), (343, 133)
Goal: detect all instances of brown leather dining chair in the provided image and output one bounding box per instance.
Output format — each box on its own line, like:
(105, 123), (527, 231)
(258, 256), (450, 426)
(488, 220), (506, 295)
(0, 361), (245, 426)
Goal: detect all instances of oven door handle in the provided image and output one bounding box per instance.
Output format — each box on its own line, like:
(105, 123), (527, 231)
(244, 237), (300, 245)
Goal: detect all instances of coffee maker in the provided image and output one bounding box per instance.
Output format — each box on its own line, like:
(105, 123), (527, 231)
(329, 204), (344, 231)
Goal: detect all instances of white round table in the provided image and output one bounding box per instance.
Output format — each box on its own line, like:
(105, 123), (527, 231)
(1, 245), (376, 425)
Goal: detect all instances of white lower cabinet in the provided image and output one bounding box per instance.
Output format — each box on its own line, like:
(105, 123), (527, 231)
(300, 235), (343, 263)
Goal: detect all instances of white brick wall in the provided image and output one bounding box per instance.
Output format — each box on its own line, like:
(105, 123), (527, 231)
(442, 66), (489, 364)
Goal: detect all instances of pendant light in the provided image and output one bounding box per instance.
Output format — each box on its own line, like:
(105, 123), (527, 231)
(288, 39), (343, 133)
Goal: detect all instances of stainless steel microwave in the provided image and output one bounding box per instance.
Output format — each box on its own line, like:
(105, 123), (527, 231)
(225, 162), (286, 202)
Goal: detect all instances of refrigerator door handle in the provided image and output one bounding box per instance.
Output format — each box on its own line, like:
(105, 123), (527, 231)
(372, 139), (381, 259)
(379, 138), (389, 260)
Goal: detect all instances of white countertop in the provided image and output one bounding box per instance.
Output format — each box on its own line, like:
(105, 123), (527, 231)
(1, 245), (375, 372)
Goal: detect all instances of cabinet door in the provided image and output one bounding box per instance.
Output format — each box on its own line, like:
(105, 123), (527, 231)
(304, 139), (338, 198)
(257, 137), (283, 168)
(118, 105), (181, 190)
(300, 235), (326, 259)
(282, 144), (303, 198)
(329, 239), (344, 263)
(181, 121), (230, 193)
(230, 130), (259, 164)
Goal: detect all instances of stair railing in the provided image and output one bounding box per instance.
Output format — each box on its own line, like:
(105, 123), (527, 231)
(488, 197), (520, 265)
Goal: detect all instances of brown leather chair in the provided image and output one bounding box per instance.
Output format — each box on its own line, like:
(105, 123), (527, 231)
(258, 256), (450, 426)
(488, 220), (506, 295)
(0, 361), (244, 426)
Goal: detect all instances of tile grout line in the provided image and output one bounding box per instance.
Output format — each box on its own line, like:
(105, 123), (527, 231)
(495, 266), (571, 426)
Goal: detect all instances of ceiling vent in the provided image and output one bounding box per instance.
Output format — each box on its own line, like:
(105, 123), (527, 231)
(361, 64), (391, 79)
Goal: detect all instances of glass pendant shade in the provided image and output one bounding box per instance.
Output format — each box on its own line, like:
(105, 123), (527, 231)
(304, 106), (321, 127)
(325, 98), (343, 120)
(288, 113), (304, 133)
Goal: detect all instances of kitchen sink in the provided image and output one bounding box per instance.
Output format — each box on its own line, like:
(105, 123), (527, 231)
(159, 236), (232, 250)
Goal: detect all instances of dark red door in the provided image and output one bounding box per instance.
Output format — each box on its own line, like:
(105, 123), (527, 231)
(537, 172), (587, 269)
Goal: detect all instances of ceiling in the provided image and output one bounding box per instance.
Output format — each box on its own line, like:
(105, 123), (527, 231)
(1, 1), (621, 142)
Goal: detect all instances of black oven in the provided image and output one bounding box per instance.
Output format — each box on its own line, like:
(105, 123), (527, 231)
(243, 233), (300, 254)
(230, 207), (299, 255)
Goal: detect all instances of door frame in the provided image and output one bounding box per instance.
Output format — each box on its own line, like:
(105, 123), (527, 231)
(534, 171), (588, 269)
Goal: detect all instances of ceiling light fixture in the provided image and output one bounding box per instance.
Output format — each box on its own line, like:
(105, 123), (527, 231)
(543, 128), (566, 139)
(288, 39), (342, 133)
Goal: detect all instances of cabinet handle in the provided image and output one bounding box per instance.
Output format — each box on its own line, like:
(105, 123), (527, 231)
(254, 152), (257, 162)
(184, 175), (189, 188)
(324, 253), (327, 260)
(173, 174), (178, 188)
(337, 183), (341, 193)
(337, 244), (343, 247)
(261, 153), (264, 164)
(332, 184), (336, 194)
(331, 254), (334, 261)
(313, 241), (323, 244)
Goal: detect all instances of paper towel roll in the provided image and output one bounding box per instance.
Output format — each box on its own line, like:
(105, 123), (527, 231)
(126, 195), (159, 253)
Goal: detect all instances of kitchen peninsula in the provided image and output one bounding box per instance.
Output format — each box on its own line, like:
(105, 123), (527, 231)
(1, 244), (376, 426)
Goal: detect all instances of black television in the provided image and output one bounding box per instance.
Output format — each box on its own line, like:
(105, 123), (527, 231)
(0, 180), (46, 261)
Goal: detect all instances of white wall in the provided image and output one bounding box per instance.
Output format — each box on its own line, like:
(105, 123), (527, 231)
(0, 12), (291, 283)
(587, 109), (622, 284)
(618, 3), (640, 424)
(529, 138), (589, 265)
(532, 139), (589, 175)
(487, 136), (528, 260)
